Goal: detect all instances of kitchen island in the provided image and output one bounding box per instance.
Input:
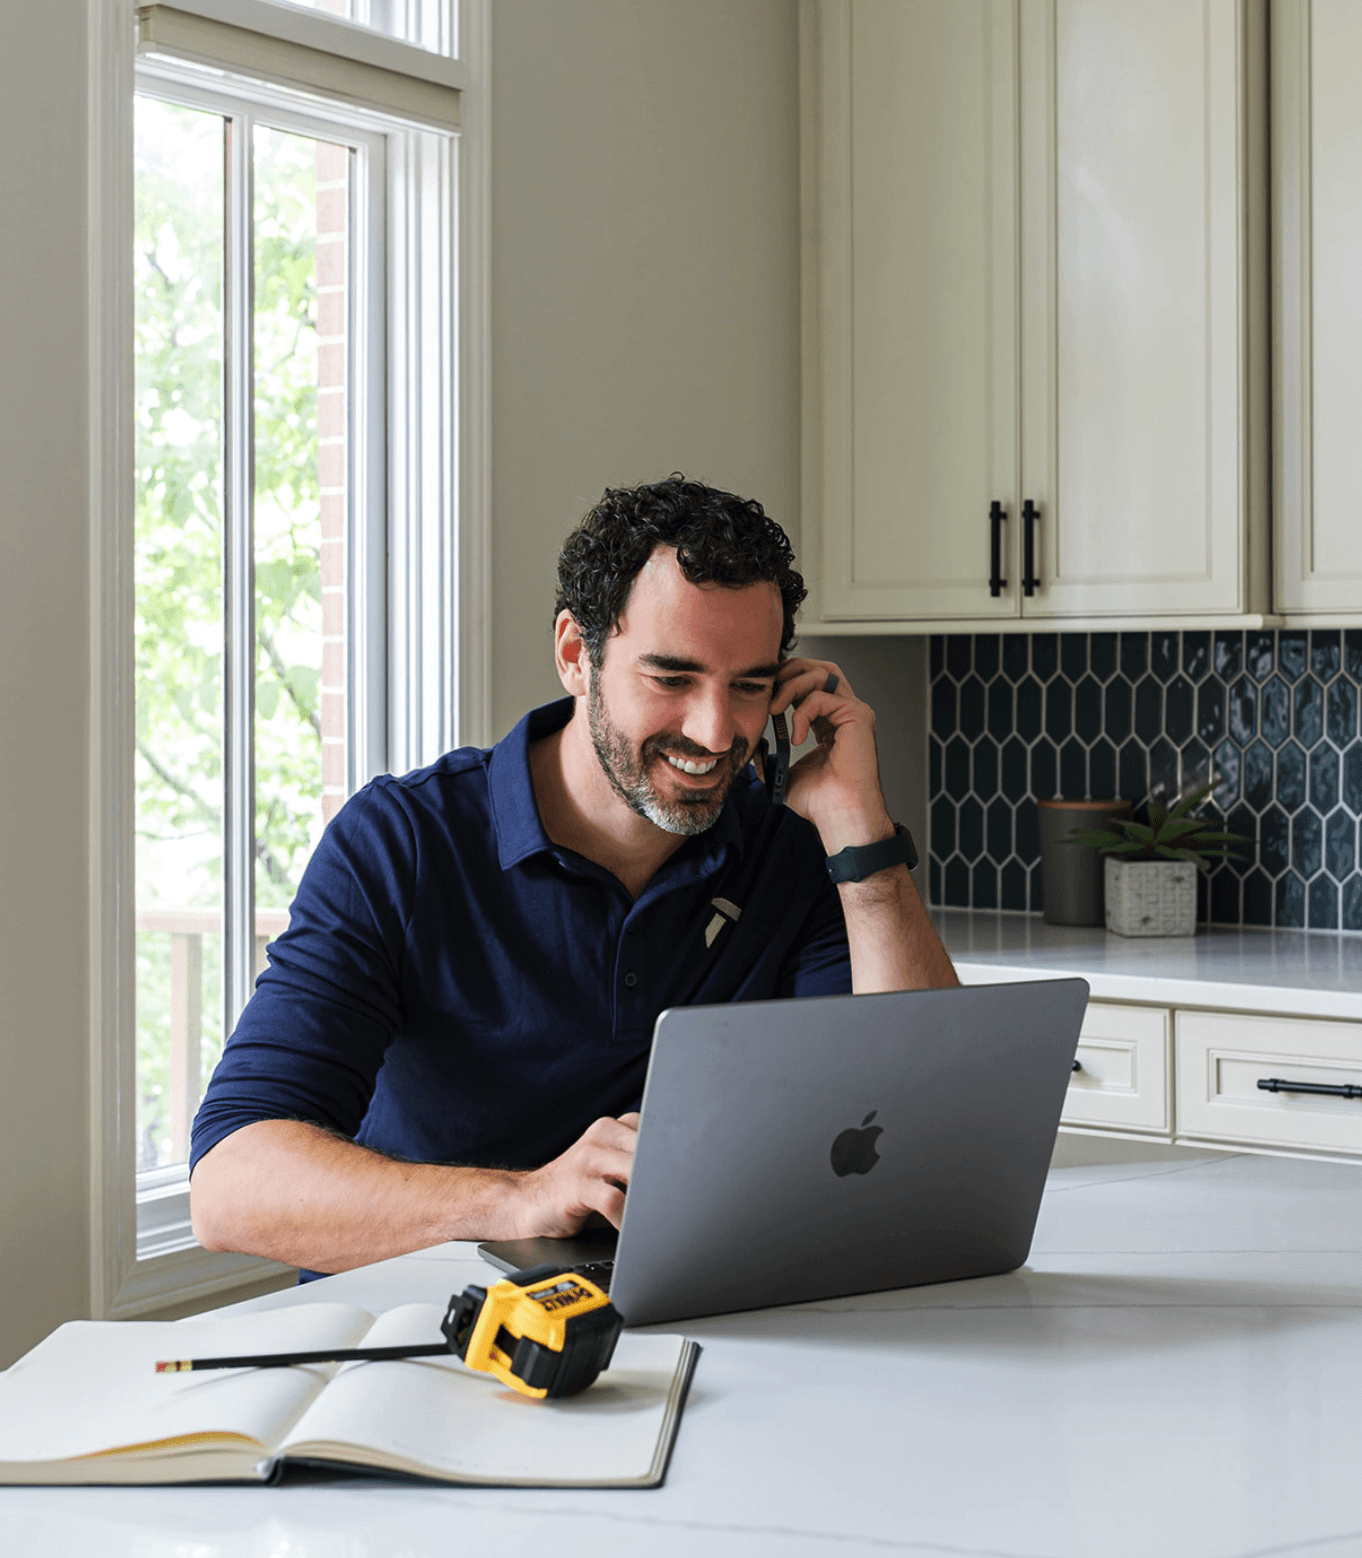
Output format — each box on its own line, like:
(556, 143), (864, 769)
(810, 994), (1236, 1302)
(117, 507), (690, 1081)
(937, 909), (1362, 1164)
(4, 1148), (1362, 1558)
(933, 908), (1362, 1021)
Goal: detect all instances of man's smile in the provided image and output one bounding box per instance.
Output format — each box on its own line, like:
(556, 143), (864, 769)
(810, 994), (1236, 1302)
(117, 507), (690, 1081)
(663, 753), (719, 777)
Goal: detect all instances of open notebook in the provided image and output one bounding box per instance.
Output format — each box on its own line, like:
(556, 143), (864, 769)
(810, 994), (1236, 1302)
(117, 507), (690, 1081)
(0, 1302), (698, 1488)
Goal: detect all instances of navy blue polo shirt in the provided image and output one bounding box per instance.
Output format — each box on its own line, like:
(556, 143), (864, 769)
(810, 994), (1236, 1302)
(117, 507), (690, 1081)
(190, 697), (852, 1180)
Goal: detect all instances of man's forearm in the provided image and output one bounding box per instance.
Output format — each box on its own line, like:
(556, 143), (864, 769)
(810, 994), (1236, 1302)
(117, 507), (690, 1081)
(190, 1119), (524, 1273)
(838, 865), (959, 993)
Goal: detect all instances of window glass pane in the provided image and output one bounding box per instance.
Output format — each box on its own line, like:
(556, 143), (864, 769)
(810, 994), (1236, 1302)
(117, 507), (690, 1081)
(133, 97), (226, 1172)
(253, 127), (350, 934)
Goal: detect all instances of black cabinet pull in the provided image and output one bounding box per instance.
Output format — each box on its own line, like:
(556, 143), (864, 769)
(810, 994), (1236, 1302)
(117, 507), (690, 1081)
(988, 501), (1007, 597)
(1257, 1077), (1362, 1100)
(1072, 1059), (1083, 1072)
(1022, 499), (1040, 597)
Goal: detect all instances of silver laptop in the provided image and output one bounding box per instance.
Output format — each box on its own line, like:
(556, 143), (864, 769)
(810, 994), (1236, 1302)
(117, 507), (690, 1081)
(480, 978), (1089, 1327)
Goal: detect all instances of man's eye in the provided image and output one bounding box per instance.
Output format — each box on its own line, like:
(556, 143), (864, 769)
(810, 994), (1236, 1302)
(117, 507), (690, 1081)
(733, 682), (772, 697)
(653, 676), (689, 689)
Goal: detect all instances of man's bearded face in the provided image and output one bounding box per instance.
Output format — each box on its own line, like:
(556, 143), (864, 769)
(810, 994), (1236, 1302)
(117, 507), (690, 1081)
(586, 663), (750, 836)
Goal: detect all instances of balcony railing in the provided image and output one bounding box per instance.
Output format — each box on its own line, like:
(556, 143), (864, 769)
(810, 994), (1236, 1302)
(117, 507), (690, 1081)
(135, 906), (291, 1164)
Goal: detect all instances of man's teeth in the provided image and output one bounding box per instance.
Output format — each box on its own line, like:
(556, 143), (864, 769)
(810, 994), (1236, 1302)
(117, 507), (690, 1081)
(666, 754), (718, 775)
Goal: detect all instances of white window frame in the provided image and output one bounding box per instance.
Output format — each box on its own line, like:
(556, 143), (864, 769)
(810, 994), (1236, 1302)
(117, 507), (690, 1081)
(88, 0), (490, 1318)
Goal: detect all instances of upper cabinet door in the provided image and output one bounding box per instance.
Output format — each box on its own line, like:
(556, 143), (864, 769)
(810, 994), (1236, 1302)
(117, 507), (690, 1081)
(1273, 0), (1362, 615)
(1020, 0), (1265, 617)
(812, 0), (1021, 620)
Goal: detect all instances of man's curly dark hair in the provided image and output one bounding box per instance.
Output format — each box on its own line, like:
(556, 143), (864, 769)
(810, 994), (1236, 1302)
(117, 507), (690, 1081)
(554, 474), (807, 667)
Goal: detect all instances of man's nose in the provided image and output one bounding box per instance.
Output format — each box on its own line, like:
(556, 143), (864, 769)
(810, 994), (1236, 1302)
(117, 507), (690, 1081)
(681, 685), (737, 755)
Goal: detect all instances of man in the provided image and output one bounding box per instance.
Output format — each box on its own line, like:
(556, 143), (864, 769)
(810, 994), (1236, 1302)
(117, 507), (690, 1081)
(190, 476), (957, 1274)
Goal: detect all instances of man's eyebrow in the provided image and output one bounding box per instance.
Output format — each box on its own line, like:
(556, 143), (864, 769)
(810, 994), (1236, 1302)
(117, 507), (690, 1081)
(639, 653), (781, 680)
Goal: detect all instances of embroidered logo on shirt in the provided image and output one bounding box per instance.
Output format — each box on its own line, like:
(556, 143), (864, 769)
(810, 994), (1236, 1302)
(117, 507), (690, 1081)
(704, 896), (743, 949)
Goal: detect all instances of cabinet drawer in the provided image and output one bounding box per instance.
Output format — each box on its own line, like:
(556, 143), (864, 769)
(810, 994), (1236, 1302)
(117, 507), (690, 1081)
(1176, 1011), (1362, 1156)
(1062, 1002), (1169, 1133)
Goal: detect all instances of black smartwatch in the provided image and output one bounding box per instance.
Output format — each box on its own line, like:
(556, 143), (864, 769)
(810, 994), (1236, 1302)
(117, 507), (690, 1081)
(825, 823), (919, 885)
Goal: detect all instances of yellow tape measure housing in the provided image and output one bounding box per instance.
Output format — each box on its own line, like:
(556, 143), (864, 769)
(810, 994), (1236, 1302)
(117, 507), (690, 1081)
(450, 1267), (622, 1399)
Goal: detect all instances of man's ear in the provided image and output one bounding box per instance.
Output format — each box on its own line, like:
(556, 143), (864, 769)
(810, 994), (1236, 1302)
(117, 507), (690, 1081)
(554, 610), (591, 696)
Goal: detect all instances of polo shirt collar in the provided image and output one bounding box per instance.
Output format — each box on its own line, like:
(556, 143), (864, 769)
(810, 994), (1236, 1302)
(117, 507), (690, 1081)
(488, 697), (746, 874)
(489, 697), (574, 870)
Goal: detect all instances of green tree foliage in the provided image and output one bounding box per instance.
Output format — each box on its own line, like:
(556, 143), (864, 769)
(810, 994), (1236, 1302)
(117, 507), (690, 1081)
(134, 100), (334, 1167)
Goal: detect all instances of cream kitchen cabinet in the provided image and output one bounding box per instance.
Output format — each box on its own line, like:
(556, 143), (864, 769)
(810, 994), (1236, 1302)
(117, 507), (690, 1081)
(940, 909), (1362, 1162)
(1063, 1000), (1171, 1134)
(1062, 999), (1362, 1163)
(802, 0), (1268, 626)
(1271, 0), (1362, 619)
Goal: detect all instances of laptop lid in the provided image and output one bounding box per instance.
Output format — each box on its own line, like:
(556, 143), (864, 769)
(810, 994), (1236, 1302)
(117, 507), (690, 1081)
(483, 977), (1088, 1327)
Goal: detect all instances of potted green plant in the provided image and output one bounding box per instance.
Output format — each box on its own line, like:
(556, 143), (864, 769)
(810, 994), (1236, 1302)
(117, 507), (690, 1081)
(1070, 780), (1247, 938)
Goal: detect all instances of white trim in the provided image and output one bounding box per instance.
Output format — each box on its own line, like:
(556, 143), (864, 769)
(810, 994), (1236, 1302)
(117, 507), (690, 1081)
(222, 96), (257, 1034)
(351, 127), (393, 790)
(89, 0), (139, 1321)
(136, 10), (461, 133)
(169, 0), (462, 73)
(454, 0), (491, 750)
(139, 0), (467, 96)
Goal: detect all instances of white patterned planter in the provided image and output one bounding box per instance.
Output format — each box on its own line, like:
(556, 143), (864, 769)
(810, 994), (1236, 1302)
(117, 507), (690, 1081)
(1104, 857), (1197, 938)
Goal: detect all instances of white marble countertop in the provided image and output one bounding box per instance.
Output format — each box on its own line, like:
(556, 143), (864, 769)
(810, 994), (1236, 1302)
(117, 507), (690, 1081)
(933, 908), (1362, 1020)
(7, 1150), (1362, 1558)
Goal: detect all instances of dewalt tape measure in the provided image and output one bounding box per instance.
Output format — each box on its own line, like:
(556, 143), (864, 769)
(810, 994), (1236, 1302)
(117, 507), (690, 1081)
(441, 1264), (623, 1399)
(154, 1263), (623, 1400)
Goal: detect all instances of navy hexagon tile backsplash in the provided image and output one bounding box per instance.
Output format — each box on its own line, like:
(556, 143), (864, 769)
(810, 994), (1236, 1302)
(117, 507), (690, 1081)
(928, 629), (1362, 932)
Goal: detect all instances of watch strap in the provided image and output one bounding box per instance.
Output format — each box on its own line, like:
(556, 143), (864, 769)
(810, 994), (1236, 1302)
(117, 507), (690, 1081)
(826, 823), (919, 885)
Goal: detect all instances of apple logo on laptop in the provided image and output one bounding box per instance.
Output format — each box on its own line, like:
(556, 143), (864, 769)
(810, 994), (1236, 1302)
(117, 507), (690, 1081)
(830, 1111), (883, 1177)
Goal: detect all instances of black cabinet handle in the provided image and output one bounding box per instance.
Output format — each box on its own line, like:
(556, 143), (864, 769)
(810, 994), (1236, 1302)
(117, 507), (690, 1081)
(1072, 1059), (1083, 1072)
(1257, 1077), (1362, 1100)
(1022, 499), (1040, 597)
(988, 501), (1007, 597)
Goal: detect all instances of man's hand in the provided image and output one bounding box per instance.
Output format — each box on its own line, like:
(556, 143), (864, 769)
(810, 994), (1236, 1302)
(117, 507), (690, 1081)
(514, 1112), (639, 1238)
(770, 655), (958, 995)
(771, 657), (893, 855)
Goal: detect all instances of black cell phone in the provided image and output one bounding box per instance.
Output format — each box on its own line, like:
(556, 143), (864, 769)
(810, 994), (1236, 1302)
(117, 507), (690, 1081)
(764, 710), (791, 807)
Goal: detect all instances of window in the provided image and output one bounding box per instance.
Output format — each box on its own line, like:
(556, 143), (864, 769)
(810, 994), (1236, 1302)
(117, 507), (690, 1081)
(133, 84), (386, 1230)
(91, 0), (488, 1314)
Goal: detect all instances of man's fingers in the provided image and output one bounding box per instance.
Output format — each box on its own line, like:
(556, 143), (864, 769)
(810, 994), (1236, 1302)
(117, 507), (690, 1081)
(590, 1182), (627, 1231)
(517, 1113), (640, 1237)
(771, 663), (863, 743)
(773, 659), (855, 712)
(581, 1115), (640, 1155)
(786, 689), (864, 749)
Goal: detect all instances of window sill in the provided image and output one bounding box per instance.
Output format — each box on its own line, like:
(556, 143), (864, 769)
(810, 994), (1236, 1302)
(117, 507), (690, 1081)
(123, 1165), (295, 1318)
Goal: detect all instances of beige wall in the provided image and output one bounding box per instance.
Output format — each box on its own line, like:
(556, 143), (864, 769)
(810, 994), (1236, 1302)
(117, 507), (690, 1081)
(798, 636), (930, 862)
(0, 0), (93, 1365)
(488, 0), (803, 736)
